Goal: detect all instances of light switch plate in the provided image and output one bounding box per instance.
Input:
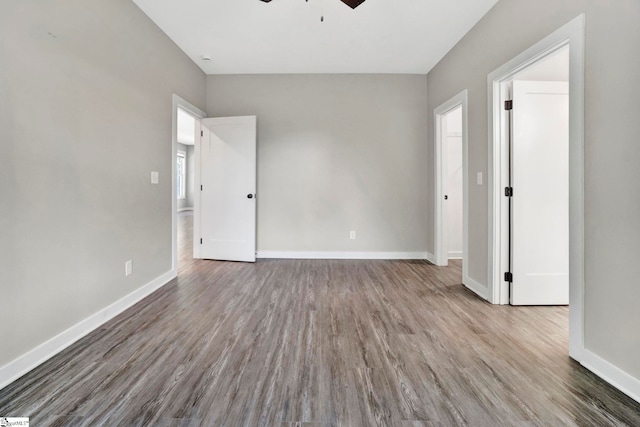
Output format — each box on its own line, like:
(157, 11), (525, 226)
(151, 171), (159, 184)
(477, 172), (483, 185)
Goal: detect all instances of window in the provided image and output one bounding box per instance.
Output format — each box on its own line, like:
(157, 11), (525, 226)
(177, 151), (186, 200)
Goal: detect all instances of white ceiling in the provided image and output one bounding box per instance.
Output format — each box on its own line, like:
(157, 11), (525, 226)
(132, 0), (499, 75)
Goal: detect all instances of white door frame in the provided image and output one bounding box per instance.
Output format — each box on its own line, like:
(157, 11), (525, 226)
(434, 91), (472, 291)
(172, 95), (205, 272)
(487, 15), (585, 359)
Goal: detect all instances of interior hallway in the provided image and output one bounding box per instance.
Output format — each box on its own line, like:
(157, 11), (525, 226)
(0, 212), (639, 426)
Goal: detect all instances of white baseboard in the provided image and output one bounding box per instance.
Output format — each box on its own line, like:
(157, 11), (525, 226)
(581, 349), (640, 404)
(425, 251), (436, 264)
(177, 207), (193, 212)
(0, 269), (177, 391)
(448, 251), (463, 259)
(256, 251), (428, 260)
(462, 274), (489, 301)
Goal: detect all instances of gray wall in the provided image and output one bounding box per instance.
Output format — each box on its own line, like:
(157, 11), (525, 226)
(0, 0), (206, 368)
(176, 143), (195, 211)
(207, 74), (429, 254)
(427, 0), (640, 379)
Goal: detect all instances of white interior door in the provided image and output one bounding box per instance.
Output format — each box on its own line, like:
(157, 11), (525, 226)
(197, 116), (256, 262)
(511, 81), (569, 305)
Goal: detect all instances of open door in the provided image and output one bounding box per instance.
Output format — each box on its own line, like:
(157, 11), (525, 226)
(510, 81), (569, 305)
(196, 116), (257, 262)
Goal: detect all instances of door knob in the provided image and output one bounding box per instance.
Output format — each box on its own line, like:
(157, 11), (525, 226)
(247, 194), (254, 199)
(444, 195), (448, 200)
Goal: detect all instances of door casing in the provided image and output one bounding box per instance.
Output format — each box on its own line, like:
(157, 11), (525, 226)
(434, 90), (472, 294)
(487, 14), (585, 360)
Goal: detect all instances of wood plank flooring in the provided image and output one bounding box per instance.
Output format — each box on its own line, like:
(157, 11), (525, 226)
(1, 211), (640, 426)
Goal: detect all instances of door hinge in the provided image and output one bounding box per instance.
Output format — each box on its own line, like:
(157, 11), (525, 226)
(200, 238), (203, 245)
(505, 100), (513, 110)
(201, 130), (204, 137)
(504, 272), (513, 282)
(505, 187), (513, 197)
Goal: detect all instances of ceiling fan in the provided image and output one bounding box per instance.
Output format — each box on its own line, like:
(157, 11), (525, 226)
(259, 0), (366, 9)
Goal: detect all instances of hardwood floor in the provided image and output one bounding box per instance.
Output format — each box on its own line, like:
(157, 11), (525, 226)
(1, 211), (639, 426)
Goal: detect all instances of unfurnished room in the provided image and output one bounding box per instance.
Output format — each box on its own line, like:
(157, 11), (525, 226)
(1, 0), (640, 425)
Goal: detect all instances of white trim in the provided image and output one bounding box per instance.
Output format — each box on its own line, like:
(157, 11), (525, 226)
(193, 120), (202, 259)
(177, 207), (194, 212)
(433, 90), (469, 288)
(426, 251), (436, 264)
(487, 14), (585, 358)
(172, 95), (205, 271)
(0, 269), (176, 391)
(581, 350), (640, 404)
(256, 251), (428, 260)
(462, 275), (489, 301)
(448, 251), (463, 259)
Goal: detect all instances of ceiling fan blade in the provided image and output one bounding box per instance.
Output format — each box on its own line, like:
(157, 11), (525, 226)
(340, 0), (366, 8)
(259, 0), (366, 8)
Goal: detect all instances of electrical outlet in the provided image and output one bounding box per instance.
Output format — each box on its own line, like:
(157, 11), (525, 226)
(477, 172), (483, 185)
(125, 260), (132, 276)
(151, 171), (159, 184)
(350, 230), (356, 240)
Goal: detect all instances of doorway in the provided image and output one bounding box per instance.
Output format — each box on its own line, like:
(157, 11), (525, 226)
(508, 47), (570, 305)
(175, 107), (197, 268)
(176, 108), (197, 214)
(434, 90), (473, 294)
(172, 95), (205, 273)
(487, 15), (585, 357)
(444, 106), (463, 262)
(492, 44), (572, 306)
